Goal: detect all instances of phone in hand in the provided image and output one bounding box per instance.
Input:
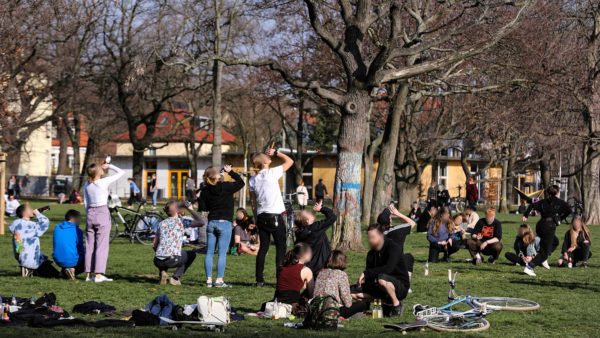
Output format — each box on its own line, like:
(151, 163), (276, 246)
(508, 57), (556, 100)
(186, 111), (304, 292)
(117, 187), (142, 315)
(37, 205), (51, 213)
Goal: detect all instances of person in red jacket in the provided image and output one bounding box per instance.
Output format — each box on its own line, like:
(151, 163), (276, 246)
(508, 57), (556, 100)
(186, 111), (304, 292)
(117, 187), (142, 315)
(466, 176), (479, 211)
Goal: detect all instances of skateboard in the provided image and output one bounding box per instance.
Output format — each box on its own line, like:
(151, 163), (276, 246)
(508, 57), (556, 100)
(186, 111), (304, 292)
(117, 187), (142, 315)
(159, 317), (226, 332)
(384, 320), (427, 335)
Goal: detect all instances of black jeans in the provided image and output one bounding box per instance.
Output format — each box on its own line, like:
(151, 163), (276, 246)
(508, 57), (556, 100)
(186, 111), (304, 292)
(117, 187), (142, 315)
(403, 253), (414, 273)
(428, 241), (460, 262)
(530, 220), (556, 269)
(255, 213), (287, 283)
(153, 250), (197, 279)
(467, 239), (503, 260)
(340, 301), (369, 318)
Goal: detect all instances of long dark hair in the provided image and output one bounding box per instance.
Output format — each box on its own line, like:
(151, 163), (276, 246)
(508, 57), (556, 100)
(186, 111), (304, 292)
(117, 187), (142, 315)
(281, 243), (310, 268)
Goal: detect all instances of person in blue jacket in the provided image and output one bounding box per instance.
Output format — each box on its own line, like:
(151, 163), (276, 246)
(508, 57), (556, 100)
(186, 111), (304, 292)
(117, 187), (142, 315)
(53, 209), (85, 279)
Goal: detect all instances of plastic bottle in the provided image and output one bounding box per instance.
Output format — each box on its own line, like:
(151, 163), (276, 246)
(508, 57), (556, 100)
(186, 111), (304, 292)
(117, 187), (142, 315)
(378, 300), (384, 319)
(272, 298), (279, 320)
(371, 300), (378, 319)
(30, 296), (36, 305)
(424, 261), (430, 276)
(11, 295), (16, 306)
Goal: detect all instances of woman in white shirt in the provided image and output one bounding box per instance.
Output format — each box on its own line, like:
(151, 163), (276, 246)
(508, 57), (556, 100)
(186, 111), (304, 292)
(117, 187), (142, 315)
(84, 161), (124, 283)
(296, 181), (309, 210)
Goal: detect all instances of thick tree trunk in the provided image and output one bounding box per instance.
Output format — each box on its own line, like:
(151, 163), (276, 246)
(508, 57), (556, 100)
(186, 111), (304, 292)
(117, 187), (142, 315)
(212, 59), (223, 168)
(67, 113), (82, 190)
(371, 84), (409, 221)
(56, 117), (70, 175)
(361, 127), (383, 225)
(6, 141), (24, 175)
(132, 147), (145, 189)
(331, 93), (369, 251)
(80, 137), (96, 190)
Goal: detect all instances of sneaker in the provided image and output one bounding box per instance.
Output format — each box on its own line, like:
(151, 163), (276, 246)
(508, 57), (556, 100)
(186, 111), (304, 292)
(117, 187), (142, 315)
(568, 262), (573, 269)
(65, 268), (76, 280)
(488, 256), (496, 264)
(169, 277), (181, 286)
(542, 260), (551, 270)
(85, 276), (95, 282)
(389, 303), (405, 317)
(523, 266), (537, 277)
(94, 275), (113, 283)
(206, 280), (213, 288)
(213, 282), (230, 288)
(159, 271), (168, 285)
(255, 282), (265, 287)
(583, 261), (589, 268)
(472, 257), (482, 265)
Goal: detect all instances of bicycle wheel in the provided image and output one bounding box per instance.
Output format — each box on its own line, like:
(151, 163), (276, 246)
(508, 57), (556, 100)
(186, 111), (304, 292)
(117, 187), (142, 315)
(427, 316), (490, 333)
(472, 297), (540, 311)
(134, 214), (160, 245)
(455, 199), (466, 213)
(110, 216), (119, 243)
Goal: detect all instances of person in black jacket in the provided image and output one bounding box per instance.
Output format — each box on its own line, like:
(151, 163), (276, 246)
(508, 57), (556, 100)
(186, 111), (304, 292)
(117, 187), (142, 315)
(416, 205), (437, 233)
(294, 201), (336, 275)
(522, 185), (572, 277)
(353, 224), (409, 317)
(466, 208), (503, 264)
(436, 184), (451, 207)
(198, 164), (245, 287)
(376, 204), (416, 279)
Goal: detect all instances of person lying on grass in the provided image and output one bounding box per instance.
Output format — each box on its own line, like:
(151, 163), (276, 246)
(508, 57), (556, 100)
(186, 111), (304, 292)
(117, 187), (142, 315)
(153, 200), (206, 286)
(294, 201), (337, 275)
(353, 223), (410, 317)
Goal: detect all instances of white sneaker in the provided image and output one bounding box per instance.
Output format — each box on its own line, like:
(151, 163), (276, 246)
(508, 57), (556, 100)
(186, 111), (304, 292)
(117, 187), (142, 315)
(523, 267), (537, 277)
(85, 276), (95, 282)
(542, 261), (550, 270)
(94, 275), (114, 283)
(568, 262), (573, 269)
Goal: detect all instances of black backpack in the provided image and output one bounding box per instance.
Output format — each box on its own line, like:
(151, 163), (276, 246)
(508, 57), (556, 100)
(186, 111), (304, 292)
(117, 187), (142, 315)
(303, 296), (340, 330)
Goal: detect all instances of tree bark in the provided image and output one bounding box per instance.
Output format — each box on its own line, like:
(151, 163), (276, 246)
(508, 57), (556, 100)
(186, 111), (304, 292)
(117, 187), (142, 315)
(361, 124), (383, 225)
(331, 92), (369, 251)
(499, 156), (509, 213)
(80, 136), (97, 190)
(56, 117), (70, 175)
(132, 146), (145, 189)
(212, 59), (223, 168)
(539, 157), (551, 188)
(371, 83), (409, 221)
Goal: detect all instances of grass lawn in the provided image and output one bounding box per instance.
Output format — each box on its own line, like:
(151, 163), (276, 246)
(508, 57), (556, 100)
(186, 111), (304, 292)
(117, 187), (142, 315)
(0, 201), (598, 337)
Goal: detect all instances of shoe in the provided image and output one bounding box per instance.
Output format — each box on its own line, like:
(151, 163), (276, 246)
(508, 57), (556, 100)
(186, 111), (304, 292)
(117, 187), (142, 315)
(568, 262), (573, 269)
(85, 276), (95, 282)
(206, 280), (213, 288)
(488, 257), (496, 264)
(160, 271), (168, 285)
(583, 261), (589, 268)
(169, 277), (181, 286)
(94, 275), (113, 283)
(472, 257), (482, 265)
(523, 266), (537, 277)
(408, 288), (413, 294)
(542, 260), (551, 270)
(255, 282), (265, 287)
(389, 303), (405, 317)
(213, 282), (230, 288)
(65, 268), (76, 280)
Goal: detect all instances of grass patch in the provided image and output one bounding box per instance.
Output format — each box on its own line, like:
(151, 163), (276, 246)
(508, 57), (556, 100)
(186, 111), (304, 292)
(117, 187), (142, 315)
(0, 202), (598, 337)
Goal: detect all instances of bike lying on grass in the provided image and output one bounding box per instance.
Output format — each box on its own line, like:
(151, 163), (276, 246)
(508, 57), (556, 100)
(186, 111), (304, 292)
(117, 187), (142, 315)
(109, 199), (163, 245)
(385, 269), (539, 333)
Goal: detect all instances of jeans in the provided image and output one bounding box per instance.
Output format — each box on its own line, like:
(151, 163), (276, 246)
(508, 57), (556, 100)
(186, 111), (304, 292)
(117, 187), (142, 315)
(205, 220), (233, 279)
(255, 213), (287, 283)
(154, 250), (197, 279)
(151, 190), (158, 206)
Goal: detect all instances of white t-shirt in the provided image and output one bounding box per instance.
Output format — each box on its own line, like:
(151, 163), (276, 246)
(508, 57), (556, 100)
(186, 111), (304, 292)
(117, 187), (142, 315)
(249, 166), (285, 215)
(467, 212), (480, 229)
(4, 196), (20, 216)
(84, 164), (125, 208)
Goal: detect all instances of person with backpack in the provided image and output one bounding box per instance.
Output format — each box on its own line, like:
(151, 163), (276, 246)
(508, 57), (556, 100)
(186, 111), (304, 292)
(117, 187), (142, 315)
(53, 209), (85, 279)
(354, 224), (410, 317)
(294, 201), (337, 275)
(522, 185), (572, 277)
(313, 250), (368, 319)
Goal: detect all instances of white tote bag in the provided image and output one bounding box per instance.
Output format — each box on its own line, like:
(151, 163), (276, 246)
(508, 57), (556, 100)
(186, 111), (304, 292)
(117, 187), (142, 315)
(197, 296), (230, 324)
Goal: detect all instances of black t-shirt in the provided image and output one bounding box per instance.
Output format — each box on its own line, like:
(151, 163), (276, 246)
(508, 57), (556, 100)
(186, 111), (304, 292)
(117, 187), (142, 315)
(315, 183), (326, 197)
(385, 224), (411, 254)
(416, 212), (431, 233)
(473, 219), (502, 241)
(364, 239), (410, 288)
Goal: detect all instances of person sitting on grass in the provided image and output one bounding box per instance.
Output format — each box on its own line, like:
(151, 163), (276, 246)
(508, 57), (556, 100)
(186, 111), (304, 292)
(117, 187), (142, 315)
(153, 200), (205, 286)
(9, 204), (59, 277)
(294, 201), (337, 275)
(314, 250), (368, 319)
(233, 208), (259, 256)
(450, 213), (466, 247)
(505, 224), (540, 266)
(274, 243), (314, 306)
(407, 201), (421, 221)
(4, 193), (20, 217)
(416, 205), (437, 233)
(558, 216), (592, 268)
(464, 205), (480, 233)
(353, 224), (410, 317)
(427, 206), (460, 263)
(53, 209), (85, 279)
(467, 208), (503, 264)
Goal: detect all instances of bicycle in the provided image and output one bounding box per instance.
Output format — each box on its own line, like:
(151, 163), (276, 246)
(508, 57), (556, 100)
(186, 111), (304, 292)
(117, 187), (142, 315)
(568, 197), (584, 217)
(283, 192), (302, 247)
(109, 199), (164, 245)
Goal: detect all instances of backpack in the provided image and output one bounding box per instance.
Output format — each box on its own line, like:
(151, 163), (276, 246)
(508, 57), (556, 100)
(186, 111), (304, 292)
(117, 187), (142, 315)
(303, 296), (340, 330)
(197, 296), (230, 324)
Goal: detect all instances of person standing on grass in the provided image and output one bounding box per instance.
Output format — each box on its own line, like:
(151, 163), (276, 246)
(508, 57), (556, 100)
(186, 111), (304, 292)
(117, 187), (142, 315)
(467, 208), (503, 265)
(296, 181), (309, 210)
(150, 173), (158, 208)
(427, 181), (438, 208)
(314, 179), (328, 203)
(154, 200), (205, 285)
(5, 193), (20, 217)
(294, 200), (337, 275)
(466, 176), (479, 211)
(198, 164), (245, 288)
(250, 146), (294, 287)
(185, 175), (196, 202)
(84, 160), (124, 283)
(53, 209), (86, 280)
(127, 178), (142, 207)
(522, 185), (572, 277)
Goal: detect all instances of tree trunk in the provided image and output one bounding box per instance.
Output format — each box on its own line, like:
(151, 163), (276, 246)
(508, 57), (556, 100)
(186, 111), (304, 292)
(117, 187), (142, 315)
(132, 146), (145, 189)
(67, 113), (82, 190)
(6, 141), (25, 175)
(56, 117), (70, 175)
(371, 83), (409, 221)
(499, 156), (509, 213)
(539, 157), (551, 188)
(331, 92), (369, 251)
(212, 59), (223, 168)
(361, 126), (383, 225)
(80, 136), (97, 190)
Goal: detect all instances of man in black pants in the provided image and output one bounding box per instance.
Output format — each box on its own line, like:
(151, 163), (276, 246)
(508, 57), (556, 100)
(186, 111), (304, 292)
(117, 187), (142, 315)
(523, 185), (572, 277)
(250, 147), (294, 286)
(353, 224), (410, 317)
(314, 179), (328, 203)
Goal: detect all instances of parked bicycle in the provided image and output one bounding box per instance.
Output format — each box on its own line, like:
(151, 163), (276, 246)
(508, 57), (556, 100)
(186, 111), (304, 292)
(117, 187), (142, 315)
(568, 197), (584, 217)
(283, 192), (301, 247)
(109, 198), (164, 245)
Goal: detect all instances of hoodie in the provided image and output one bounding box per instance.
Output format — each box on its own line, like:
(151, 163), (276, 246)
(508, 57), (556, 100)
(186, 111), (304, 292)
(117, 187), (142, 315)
(9, 214), (50, 269)
(53, 220), (85, 268)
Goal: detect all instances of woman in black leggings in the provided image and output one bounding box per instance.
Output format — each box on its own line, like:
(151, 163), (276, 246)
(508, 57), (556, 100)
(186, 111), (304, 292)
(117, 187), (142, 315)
(522, 185), (572, 277)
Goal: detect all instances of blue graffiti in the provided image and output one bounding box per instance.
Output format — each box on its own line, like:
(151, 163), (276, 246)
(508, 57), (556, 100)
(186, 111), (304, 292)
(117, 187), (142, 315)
(335, 182), (361, 191)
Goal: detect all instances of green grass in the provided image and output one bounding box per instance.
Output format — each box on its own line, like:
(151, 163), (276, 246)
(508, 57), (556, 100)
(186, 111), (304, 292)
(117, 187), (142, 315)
(0, 202), (598, 337)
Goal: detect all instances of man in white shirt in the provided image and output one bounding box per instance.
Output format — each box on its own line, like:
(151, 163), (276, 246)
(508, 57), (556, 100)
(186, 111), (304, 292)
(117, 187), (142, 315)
(5, 193), (20, 217)
(465, 205), (480, 232)
(249, 147), (294, 286)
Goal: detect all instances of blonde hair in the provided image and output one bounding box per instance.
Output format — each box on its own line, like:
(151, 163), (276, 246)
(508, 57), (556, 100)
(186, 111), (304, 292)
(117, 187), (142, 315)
(203, 166), (220, 186)
(518, 224), (536, 246)
(570, 216), (591, 247)
(252, 153), (269, 171)
(87, 163), (103, 183)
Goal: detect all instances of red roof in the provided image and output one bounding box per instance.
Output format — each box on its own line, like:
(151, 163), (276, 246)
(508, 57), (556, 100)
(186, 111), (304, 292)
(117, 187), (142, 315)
(51, 115), (90, 147)
(114, 111), (235, 144)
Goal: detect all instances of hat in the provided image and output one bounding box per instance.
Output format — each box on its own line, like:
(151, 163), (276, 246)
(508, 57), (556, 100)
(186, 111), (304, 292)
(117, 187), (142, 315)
(377, 208), (392, 227)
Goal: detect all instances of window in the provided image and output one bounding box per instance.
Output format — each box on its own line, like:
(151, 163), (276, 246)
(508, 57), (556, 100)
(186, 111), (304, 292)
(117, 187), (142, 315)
(438, 162), (448, 187)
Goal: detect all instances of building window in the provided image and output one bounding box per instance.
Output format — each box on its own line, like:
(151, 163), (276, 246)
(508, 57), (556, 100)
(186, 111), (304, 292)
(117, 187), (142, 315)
(438, 162), (448, 188)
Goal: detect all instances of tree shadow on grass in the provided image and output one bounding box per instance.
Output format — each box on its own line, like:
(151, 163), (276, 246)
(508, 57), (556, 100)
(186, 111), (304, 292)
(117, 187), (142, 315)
(508, 279), (600, 292)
